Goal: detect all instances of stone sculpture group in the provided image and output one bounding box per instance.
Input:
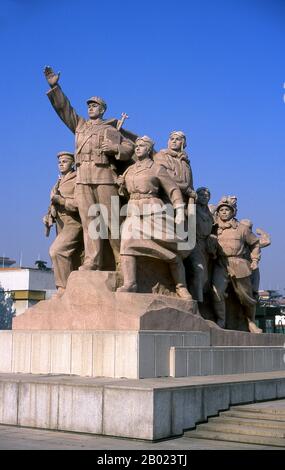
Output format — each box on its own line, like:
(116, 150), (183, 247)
(43, 66), (270, 334)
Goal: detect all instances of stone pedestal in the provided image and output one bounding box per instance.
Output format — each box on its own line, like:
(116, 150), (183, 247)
(9, 271), (285, 380)
(1, 270), (284, 440)
(13, 271), (201, 331)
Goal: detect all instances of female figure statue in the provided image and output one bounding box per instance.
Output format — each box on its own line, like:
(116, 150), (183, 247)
(117, 136), (192, 300)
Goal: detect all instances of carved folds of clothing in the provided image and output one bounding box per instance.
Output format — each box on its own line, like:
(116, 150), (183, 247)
(48, 171), (83, 288)
(154, 149), (193, 199)
(120, 158), (190, 261)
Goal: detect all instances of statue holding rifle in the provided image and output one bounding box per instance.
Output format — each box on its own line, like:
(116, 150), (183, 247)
(43, 151), (83, 297)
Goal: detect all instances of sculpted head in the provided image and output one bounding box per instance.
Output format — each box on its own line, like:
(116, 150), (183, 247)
(218, 206), (234, 221)
(168, 131), (187, 152)
(196, 187), (211, 206)
(216, 196), (236, 222)
(86, 96), (107, 120)
(57, 151), (74, 175)
(135, 136), (155, 159)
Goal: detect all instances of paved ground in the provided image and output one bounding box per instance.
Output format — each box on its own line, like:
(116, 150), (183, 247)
(0, 424), (283, 450)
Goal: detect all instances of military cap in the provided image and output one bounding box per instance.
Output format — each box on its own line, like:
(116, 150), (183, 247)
(135, 135), (155, 150)
(196, 186), (211, 196)
(86, 96), (107, 111)
(216, 196), (236, 213)
(57, 151), (74, 160)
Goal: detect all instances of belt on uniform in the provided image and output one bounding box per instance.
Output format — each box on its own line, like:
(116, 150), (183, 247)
(130, 193), (156, 200)
(76, 151), (109, 164)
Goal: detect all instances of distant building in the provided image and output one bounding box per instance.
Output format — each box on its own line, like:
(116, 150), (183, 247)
(0, 257), (16, 268)
(256, 289), (285, 334)
(0, 262), (56, 316)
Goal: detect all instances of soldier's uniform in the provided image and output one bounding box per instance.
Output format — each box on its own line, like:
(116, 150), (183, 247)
(154, 148), (193, 200)
(120, 157), (188, 260)
(118, 153), (191, 298)
(155, 137), (201, 299)
(46, 162), (83, 289)
(47, 85), (134, 269)
(212, 201), (261, 329)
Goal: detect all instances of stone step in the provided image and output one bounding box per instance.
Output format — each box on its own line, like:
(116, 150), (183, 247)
(223, 410), (285, 422)
(198, 421), (285, 438)
(185, 429), (285, 447)
(209, 415), (285, 430)
(233, 404), (285, 416)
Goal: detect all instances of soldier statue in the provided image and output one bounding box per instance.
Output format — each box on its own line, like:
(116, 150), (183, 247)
(211, 196), (262, 333)
(154, 130), (194, 201)
(186, 187), (217, 302)
(43, 151), (83, 297)
(44, 66), (134, 271)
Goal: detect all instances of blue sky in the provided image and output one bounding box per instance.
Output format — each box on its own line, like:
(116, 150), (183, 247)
(0, 0), (284, 290)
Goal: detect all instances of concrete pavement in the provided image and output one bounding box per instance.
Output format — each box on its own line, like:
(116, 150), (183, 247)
(0, 424), (283, 450)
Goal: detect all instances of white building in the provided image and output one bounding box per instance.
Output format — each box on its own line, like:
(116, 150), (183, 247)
(0, 267), (56, 316)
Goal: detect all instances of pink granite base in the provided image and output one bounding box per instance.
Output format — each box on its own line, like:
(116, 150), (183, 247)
(13, 271), (203, 331)
(12, 271), (285, 346)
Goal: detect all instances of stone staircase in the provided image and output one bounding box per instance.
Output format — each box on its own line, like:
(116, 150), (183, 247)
(185, 400), (285, 447)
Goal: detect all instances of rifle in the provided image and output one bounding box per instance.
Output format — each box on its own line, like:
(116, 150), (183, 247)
(44, 201), (58, 237)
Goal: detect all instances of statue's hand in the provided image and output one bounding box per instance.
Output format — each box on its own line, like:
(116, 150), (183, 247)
(44, 65), (60, 87)
(255, 228), (266, 237)
(116, 175), (125, 186)
(101, 140), (118, 155)
(51, 194), (64, 206)
(187, 189), (197, 200)
(175, 206), (185, 225)
(43, 215), (49, 226)
(250, 260), (259, 271)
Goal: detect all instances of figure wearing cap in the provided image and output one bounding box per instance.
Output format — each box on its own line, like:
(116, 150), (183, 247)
(44, 66), (134, 271)
(43, 151), (83, 296)
(154, 131), (194, 201)
(210, 195), (237, 223)
(116, 136), (192, 299)
(211, 196), (262, 333)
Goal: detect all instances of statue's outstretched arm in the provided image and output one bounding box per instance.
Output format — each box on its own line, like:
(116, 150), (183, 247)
(44, 65), (82, 133)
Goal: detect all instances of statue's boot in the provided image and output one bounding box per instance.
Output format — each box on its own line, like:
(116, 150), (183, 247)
(52, 287), (65, 299)
(169, 259), (192, 300)
(247, 319), (263, 334)
(116, 255), (138, 292)
(213, 300), (226, 329)
(110, 241), (121, 272)
(79, 263), (99, 271)
(242, 302), (262, 333)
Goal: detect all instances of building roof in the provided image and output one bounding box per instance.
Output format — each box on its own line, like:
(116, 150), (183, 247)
(0, 257), (16, 267)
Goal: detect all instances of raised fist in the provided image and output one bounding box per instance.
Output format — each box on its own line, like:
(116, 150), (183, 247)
(44, 65), (60, 87)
